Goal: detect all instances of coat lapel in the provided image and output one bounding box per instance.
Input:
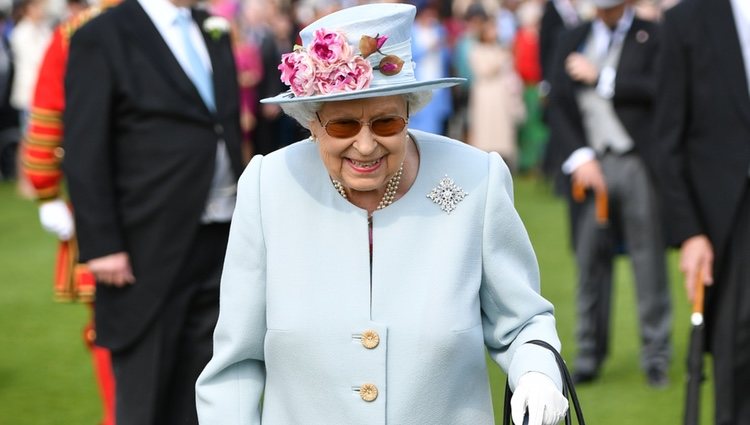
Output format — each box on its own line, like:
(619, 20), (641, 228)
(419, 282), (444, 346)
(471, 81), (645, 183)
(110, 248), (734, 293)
(118, 0), (212, 117)
(572, 22), (592, 54)
(704, 0), (750, 128)
(619, 18), (643, 68)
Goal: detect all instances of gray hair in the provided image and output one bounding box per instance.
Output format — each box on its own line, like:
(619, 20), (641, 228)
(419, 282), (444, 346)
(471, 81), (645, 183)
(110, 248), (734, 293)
(280, 91), (433, 130)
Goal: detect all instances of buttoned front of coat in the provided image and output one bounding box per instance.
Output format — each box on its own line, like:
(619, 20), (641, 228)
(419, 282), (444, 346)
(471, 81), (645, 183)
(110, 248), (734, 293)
(196, 130), (562, 425)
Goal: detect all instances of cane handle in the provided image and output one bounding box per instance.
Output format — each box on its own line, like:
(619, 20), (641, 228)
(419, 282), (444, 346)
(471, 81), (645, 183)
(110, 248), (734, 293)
(572, 181), (586, 202)
(571, 181), (608, 225)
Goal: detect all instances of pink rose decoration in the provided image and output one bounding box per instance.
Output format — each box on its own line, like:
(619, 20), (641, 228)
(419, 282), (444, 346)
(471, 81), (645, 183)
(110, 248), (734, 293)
(323, 57), (373, 94)
(278, 50), (300, 84)
(278, 51), (317, 97)
(276, 28), (396, 97)
(309, 29), (353, 67)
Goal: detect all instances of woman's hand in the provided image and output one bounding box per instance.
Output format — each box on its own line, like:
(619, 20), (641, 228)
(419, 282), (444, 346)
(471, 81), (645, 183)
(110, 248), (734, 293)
(511, 372), (568, 425)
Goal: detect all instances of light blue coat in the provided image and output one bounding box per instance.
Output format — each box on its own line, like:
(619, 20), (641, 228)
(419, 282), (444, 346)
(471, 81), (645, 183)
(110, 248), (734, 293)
(196, 130), (562, 425)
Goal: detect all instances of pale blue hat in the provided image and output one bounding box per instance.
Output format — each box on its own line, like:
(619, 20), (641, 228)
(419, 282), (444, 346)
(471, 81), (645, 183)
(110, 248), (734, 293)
(261, 3), (464, 104)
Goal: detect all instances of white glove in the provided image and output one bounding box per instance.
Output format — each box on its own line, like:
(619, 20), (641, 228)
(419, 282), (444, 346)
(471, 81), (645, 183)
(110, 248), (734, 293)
(511, 372), (569, 425)
(39, 199), (75, 241)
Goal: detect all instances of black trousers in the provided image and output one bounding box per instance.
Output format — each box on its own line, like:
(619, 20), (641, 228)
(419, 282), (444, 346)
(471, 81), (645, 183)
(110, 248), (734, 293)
(111, 223), (229, 425)
(710, 188), (750, 425)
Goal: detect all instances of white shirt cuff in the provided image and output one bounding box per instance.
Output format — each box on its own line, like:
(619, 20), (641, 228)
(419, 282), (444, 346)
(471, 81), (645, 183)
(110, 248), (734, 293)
(562, 147), (596, 174)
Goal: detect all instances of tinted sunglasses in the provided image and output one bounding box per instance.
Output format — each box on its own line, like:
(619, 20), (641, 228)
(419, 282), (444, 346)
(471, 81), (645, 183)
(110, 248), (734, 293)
(316, 104), (410, 139)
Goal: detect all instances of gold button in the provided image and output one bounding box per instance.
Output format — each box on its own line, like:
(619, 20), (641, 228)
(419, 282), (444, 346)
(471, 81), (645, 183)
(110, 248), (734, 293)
(361, 329), (380, 349)
(53, 147), (65, 159)
(359, 383), (378, 402)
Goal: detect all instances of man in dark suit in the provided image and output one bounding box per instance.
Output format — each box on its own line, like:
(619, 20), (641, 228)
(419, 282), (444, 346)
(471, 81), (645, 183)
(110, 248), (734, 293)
(656, 0), (750, 422)
(62, 0), (243, 423)
(547, 0), (671, 387)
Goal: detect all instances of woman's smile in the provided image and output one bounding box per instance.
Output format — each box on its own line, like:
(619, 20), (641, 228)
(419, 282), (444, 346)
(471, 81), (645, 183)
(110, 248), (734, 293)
(346, 157), (384, 173)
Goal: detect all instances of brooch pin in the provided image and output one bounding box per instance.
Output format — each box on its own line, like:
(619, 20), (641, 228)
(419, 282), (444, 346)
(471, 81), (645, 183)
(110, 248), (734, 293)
(426, 176), (467, 214)
(636, 30), (649, 44)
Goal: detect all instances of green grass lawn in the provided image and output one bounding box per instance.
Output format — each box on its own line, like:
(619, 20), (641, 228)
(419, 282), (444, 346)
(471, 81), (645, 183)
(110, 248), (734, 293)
(0, 176), (713, 424)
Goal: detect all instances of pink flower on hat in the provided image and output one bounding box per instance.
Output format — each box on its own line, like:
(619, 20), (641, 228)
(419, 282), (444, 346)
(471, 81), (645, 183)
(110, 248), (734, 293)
(278, 28), (404, 97)
(309, 29), (353, 67)
(378, 55), (404, 76)
(359, 34), (388, 58)
(279, 49), (317, 97)
(326, 56), (373, 92)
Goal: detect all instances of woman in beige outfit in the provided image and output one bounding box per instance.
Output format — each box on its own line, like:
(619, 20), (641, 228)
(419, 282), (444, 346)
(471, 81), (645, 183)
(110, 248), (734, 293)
(468, 19), (525, 171)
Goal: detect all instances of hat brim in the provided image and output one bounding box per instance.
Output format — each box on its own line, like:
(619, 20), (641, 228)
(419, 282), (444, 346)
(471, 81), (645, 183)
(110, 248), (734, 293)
(260, 77), (466, 104)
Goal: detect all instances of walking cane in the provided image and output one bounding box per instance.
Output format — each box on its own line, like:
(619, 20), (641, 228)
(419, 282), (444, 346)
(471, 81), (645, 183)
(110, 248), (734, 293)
(684, 268), (706, 425)
(572, 180), (611, 363)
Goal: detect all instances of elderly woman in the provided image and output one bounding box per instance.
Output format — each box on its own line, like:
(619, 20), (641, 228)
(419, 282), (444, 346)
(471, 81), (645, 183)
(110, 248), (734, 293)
(196, 4), (567, 425)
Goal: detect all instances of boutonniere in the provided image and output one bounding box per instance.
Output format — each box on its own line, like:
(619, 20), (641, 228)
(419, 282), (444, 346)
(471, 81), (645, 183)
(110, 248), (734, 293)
(203, 16), (230, 41)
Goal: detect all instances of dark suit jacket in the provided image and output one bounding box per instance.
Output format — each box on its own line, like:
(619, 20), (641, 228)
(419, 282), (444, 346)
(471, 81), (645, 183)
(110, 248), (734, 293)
(539, 0), (565, 85)
(655, 0), (750, 265)
(63, 0), (243, 351)
(547, 16), (661, 176)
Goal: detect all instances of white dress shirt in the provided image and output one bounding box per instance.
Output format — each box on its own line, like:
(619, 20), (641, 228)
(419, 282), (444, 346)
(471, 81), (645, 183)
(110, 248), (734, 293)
(137, 0), (212, 77)
(730, 0), (750, 97)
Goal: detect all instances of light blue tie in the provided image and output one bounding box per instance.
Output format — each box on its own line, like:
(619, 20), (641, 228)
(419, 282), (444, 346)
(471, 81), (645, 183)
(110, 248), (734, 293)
(175, 11), (215, 112)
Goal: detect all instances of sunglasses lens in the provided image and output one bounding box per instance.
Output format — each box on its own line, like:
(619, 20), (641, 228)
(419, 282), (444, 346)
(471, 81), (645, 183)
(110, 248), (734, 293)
(371, 117), (406, 136)
(325, 120), (362, 138)
(323, 116), (407, 138)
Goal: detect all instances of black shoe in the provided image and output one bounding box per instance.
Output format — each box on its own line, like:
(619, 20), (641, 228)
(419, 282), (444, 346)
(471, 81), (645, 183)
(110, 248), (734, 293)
(646, 367), (669, 388)
(572, 370), (598, 385)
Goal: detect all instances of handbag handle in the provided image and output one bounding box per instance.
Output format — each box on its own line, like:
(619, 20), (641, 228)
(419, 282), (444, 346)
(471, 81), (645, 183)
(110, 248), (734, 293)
(502, 340), (586, 425)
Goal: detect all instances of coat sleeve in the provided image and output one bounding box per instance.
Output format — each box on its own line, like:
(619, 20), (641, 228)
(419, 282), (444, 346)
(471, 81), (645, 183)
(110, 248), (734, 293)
(196, 155), (267, 425)
(653, 9), (703, 245)
(480, 152), (563, 391)
(62, 25), (124, 261)
(21, 28), (66, 201)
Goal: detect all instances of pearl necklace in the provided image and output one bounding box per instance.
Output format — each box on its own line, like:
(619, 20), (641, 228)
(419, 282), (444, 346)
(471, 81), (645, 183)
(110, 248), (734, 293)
(332, 163), (404, 210)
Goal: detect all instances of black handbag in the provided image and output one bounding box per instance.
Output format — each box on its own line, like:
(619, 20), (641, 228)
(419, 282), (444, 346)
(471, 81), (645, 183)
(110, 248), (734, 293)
(503, 340), (586, 425)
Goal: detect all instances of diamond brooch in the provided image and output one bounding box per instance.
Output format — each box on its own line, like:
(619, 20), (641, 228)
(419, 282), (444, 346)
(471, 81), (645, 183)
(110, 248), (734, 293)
(426, 175), (467, 214)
